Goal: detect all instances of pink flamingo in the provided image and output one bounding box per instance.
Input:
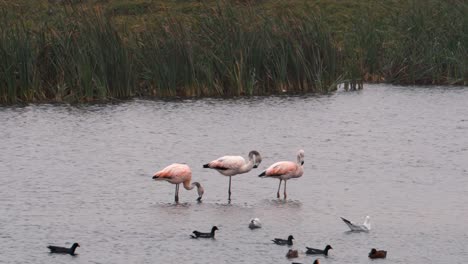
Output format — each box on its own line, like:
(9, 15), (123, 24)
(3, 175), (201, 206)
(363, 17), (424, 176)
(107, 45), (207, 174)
(259, 149), (304, 199)
(152, 163), (204, 203)
(203, 150), (262, 201)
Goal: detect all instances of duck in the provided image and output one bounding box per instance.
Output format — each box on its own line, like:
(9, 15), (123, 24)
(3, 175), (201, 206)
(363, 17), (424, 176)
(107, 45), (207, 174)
(340, 216), (371, 232)
(47, 242), (80, 255)
(305, 245), (333, 256)
(191, 226), (218, 239)
(368, 248), (387, 259)
(292, 260), (320, 264)
(272, 235), (294, 245)
(286, 249), (299, 258)
(248, 218), (262, 229)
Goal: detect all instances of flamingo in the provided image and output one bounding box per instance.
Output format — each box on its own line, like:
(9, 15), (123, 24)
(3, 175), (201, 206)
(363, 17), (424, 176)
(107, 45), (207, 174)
(258, 149), (304, 199)
(152, 163), (204, 203)
(203, 150), (262, 201)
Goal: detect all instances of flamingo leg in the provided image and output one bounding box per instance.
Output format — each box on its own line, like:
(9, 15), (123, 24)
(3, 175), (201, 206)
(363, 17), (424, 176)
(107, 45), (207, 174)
(228, 176), (232, 202)
(277, 179), (282, 199)
(283, 180), (287, 200)
(175, 184), (180, 203)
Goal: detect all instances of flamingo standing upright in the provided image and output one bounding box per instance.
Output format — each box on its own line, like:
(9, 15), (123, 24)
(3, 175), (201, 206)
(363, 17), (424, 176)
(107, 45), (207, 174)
(203, 150), (262, 202)
(259, 149), (304, 199)
(152, 163), (204, 203)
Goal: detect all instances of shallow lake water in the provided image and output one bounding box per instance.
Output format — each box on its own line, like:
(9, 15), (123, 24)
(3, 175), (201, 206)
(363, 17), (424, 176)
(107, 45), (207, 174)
(1, 84), (467, 264)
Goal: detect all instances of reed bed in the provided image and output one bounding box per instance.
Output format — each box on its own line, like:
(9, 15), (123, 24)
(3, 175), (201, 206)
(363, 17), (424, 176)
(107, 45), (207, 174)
(0, 0), (466, 103)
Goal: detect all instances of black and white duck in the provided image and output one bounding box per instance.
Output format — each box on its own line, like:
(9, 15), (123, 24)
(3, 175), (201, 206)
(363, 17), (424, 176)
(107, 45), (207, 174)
(305, 245), (333, 256)
(272, 235), (294, 245)
(47, 243), (80, 255)
(191, 226), (218, 239)
(292, 259), (320, 264)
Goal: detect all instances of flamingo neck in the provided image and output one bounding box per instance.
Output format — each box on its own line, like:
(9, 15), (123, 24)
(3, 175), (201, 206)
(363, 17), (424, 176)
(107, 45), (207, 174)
(183, 180), (196, 190)
(297, 156), (304, 166)
(240, 160), (254, 173)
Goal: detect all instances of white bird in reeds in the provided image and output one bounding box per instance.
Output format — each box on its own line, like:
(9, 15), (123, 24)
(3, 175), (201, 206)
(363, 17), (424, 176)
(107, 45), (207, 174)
(340, 216), (371, 232)
(152, 163), (204, 203)
(203, 150), (262, 202)
(258, 149), (304, 199)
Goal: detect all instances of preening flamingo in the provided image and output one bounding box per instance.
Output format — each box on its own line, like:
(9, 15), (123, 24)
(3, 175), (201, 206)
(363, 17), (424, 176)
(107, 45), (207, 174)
(203, 150), (262, 201)
(152, 163), (204, 203)
(259, 149), (304, 199)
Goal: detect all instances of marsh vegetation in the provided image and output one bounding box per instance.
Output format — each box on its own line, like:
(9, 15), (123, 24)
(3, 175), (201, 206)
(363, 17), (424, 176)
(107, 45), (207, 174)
(0, 0), (466, 103)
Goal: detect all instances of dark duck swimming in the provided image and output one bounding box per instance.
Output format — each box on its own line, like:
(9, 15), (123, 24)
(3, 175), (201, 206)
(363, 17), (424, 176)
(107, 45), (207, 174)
(47, 243), (80, 255)
(191, 226), (218, 239)
(305, 245), (333, 256)
(292, 259), (320, 264)
(272, 235), (294, 245)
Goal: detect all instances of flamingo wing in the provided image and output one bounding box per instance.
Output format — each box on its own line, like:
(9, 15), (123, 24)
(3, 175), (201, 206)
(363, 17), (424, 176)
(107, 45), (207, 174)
(154, 163), (191, 181)
(207, 156), (245, 170)
(265, 161), (297, 176)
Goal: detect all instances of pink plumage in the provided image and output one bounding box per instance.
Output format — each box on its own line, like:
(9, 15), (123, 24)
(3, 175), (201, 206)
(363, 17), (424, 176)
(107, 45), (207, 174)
(259, 150), (304, 199)
(152, 163), (204, 203)
(203, 150), (262, 201)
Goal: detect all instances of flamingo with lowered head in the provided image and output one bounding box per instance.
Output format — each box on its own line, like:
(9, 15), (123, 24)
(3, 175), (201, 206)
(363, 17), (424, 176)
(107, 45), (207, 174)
(152, 163), (204, 203)
(259, 149), (304, 199)
(203, 150), (262, 201)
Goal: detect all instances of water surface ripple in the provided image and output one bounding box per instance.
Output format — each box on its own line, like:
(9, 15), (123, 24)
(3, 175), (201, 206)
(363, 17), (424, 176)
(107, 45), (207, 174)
(1, 84), (467, 263)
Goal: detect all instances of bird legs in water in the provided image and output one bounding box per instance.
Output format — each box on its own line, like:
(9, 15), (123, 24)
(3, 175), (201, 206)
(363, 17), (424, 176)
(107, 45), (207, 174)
(277, 179), (282, 199)
(283, 180), (287, 200)
(276, 179), (287, 199)
(175, 184), (180, 203)
(228, 176), (232, 202)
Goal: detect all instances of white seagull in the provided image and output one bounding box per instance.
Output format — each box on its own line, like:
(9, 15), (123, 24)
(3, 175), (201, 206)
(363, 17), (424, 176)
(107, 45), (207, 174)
(340, 216), (371, 232)
(248, 218), (262, 229)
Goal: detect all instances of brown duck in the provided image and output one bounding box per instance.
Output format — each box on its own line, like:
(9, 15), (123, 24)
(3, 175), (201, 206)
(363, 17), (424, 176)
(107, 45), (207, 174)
(368, 248), (387, 259)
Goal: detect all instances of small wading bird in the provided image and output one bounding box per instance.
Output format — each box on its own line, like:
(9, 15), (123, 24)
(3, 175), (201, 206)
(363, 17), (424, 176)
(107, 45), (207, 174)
(305, 245), (333, 256)
(368, 248), (387, 259)
(152, 163), (204, 203)
(191, 226), (219, 239)
(259, 149), (304, 199)
(272, 235), (294, 246)
(340, 216), (371, 232)
(203, 150), (262, 201)
(47, 243), (80, 255)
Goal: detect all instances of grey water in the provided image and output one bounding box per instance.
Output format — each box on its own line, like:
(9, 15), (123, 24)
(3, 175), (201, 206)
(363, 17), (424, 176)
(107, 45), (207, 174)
(0, 84), (467, 264)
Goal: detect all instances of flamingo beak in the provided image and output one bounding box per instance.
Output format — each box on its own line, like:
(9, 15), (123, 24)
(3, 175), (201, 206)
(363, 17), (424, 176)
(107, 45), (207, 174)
(253, 164), (258, 168)
(301, 161), (304, 165)
(152, 175), (157, 180)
